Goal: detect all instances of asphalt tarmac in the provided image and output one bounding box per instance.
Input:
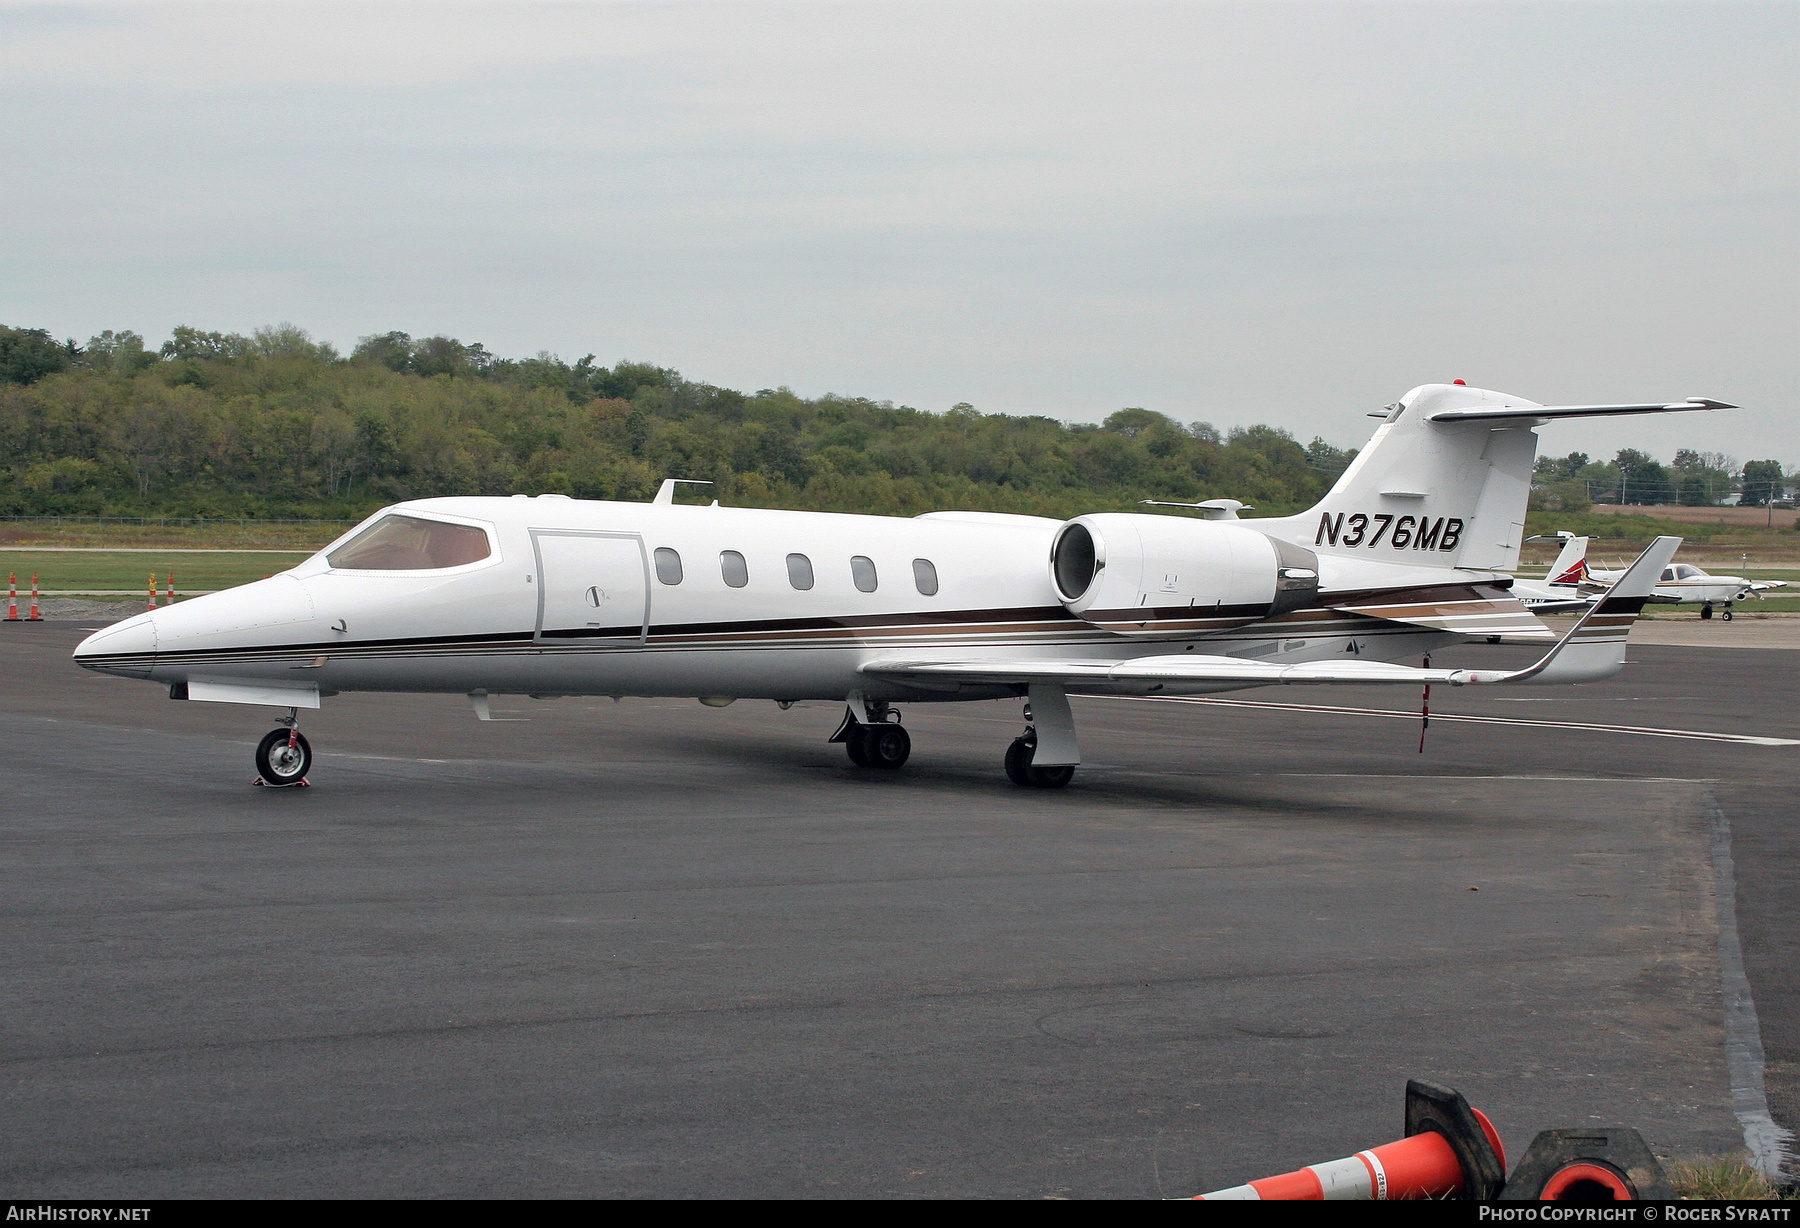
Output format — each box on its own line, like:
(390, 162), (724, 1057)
(1, 621), (1794, 1198)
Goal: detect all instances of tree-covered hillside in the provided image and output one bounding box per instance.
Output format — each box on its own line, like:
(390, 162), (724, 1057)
(0, 323), (1357, 521)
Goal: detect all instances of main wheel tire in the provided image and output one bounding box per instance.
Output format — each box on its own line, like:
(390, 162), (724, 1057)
(845, 724), (874, 767)
(256, 728), (312, 785)
(865, 723), (911, 769)
(1027, 763), (1075, 789)
(1723, 607), (1734, 621)
(1004, 736), (1034, 786)
(1701, 604), (1714, 620)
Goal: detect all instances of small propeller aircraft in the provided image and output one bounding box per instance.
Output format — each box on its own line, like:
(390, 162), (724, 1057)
(1585, 555), (1786, 621)
(73, 384), (1728, 787)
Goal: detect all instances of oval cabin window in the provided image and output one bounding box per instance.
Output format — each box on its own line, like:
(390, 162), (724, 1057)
(851, 556), (878, 593)
(653, 547), (683, 585)
(912, 558), (939, 596)
(329, 514), (491, 571)
(786, 553), (815, 591)
(720, 550), (748, 588)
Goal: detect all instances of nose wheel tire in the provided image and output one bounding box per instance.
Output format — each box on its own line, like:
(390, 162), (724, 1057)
(1005, 735), (1074, 789)
(1701, 603), (1714, 620)
(846, 722), (910, 769)
(1723, 607), (1734, 621)
(256, 728), (312, 786)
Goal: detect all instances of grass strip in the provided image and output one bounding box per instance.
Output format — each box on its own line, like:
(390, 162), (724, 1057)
(0, 551), (308, 593)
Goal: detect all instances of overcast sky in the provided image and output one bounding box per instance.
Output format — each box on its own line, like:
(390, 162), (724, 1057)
(2, 1), (1794, 465)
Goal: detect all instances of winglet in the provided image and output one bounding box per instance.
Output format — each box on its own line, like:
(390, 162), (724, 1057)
(1456, 536), (1681, 686)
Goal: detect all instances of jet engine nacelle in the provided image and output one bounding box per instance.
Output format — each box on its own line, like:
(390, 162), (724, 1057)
(1049, 513), (1319, 634)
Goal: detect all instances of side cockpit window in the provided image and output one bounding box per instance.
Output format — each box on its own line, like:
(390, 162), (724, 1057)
(328, 514), (491, 570)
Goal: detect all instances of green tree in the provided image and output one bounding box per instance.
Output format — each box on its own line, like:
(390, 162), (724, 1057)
(1614, 448), (1673, 505)
(0, 326), (74, 385)
(0, 319), (1365, 521)
(160, 326), (252, 362)
(80, 330), (157, 377)
(353, 331), (415, 372)
(1739, 460), (1784, 507)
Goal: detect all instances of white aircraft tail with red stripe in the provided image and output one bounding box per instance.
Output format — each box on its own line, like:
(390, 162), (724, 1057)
(1544, 534), (1590, 588)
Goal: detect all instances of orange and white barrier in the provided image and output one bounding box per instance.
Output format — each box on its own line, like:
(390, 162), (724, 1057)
(166, 571), (175, 606)
(148, 571), (158, 611)
(5, 571), (17, 621)
(28, 572), (41, 621)
(1196, 1081), (1506, 1201)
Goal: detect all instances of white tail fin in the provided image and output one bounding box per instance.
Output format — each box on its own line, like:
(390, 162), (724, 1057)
(1543, 535), (1590, 588)
(1258, 385), (1724, 574)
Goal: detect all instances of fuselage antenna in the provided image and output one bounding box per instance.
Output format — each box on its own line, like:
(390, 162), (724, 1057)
(652, 478), (716, 505)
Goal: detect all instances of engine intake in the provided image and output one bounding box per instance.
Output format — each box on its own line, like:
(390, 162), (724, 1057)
(1050, 513), (1318, 635)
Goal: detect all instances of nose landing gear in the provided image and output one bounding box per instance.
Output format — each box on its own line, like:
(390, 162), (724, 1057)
(254, 708), (312, 787)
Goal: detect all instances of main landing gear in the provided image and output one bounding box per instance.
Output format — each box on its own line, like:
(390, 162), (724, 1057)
(1700, 602), (1733, 621)
(830, 685), (1083, 787)
(1004, 730), (1074, 789)
(1005, 686), (1080, 789)
(254, 708), (312, 787)
(832, 698), (911, 770)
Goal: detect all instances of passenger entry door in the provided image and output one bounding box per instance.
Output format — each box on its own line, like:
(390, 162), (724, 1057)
(531, 531), (649, 644)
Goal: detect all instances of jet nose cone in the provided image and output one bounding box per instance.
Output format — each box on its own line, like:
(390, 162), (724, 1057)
(73, 611), (158, 675)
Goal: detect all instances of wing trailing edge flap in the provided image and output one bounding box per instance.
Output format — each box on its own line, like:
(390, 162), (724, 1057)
(1324, 585), (1554, 641)
(863, 537), (1682, 694)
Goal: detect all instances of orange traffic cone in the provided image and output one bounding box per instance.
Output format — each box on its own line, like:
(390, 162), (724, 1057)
(5, 571), (17, 621)
(28, 572), (42, 621)
(166, 571), (175, 606)
(1195, 1081), (1507, 1201)
(148, 572), (157, 611)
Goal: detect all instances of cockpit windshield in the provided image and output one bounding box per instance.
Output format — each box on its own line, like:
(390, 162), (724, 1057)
(328, 514), (492, 570)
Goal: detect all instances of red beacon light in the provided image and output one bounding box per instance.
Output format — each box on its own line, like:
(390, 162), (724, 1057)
(1453, 379), (1466, 385)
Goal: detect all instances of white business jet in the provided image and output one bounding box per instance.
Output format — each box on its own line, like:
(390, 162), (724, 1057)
(73, 385), (1728, 788)
(1585, 554), (1785, 621)
(1510, 533), (1597, 614)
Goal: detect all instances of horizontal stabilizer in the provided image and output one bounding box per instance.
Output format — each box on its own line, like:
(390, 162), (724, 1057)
(1523, 598), (1597, 615)
(1426, 397), (1734, 423)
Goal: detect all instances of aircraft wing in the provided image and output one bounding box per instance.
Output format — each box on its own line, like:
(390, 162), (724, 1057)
(863, 537), (1681, 693)
(866, 653), (1492, 690)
